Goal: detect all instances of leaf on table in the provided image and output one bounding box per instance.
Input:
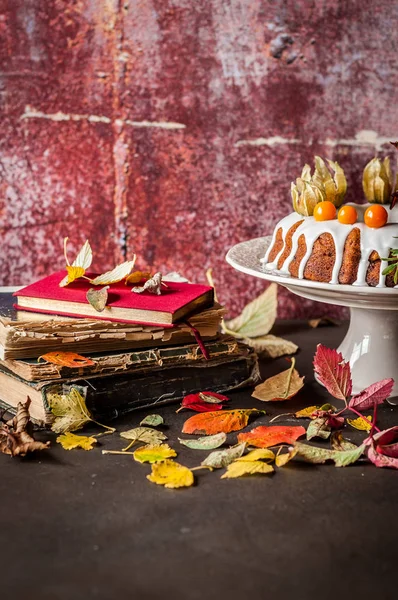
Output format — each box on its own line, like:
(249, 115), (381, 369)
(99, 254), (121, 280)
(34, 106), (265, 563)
(252, 358), (304, 402)
(237, 448), (275, 462)
(308, 317), (339, 328)
(313, 344), (352, 401)
(59, 238), (93, 287)
(1, 398), (51, 457)
(330, 431), (358, 452)
(222, 283), (277, 339)
(56, 432), (97, 451)
(221, 461), (274, 479)
(182, 409), (262, 435)
(201, 443), (247, 469)
(176, 391), (229, 413)
(178, 432), (227, 450)
(275, 447), (297, 467)
(238, 425), (306, 448)
(242, 335), (298, 358)
(86, 286), (109, 312)
(147, 459), (194, 488)
(295, 405), (319, 418)
(48, 387), (92, 433)
(348, 378), (394, 411)
(140, 414), (164, 427)
(125, 271), (152, 285)
(347, 415), (372, 432)
(133, 444), (176, 464)
(367, 443), (398, 469)
(306, 417), (331, 441)
(293, 441), (365, 467)
(38, 351), (95, 368)
(367, 427), (398, 468)
(89, 259), (136, 285)
(120, 427), (167, 446)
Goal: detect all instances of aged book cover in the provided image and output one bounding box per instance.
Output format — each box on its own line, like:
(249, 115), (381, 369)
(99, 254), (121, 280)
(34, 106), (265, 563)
(0, 293), (224, 359)
(0, 347), (259, 427)
(14, 271), (214, 325)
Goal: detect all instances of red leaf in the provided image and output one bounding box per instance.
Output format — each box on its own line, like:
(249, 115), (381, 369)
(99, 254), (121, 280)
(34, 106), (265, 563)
(349, 378), (394, 411)
(367, 427), (398, 469)
(313, 345), (352, 401)
(367, 443), (398, 469)
(177, 391), (229, 413)
(238, 425), (306, 448)
(182, 409), (260, 435)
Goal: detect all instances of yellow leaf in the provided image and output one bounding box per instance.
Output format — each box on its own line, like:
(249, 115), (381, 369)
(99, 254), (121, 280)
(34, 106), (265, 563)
(90, 258), (136, 285)
(125, 271), (152, 285)
(133, 444), (177, 464)
(221, 461), (274, 479)
(147, 460), (194, 489)
(295, 405), (319, 418)
(237, 448), (275, 462)
(252, 358), (305, 402)
(59, 265), (86, 287)
(56, 432), (97, 451)
(223, 284), (277, 339)
(48, 387), (92, 433)
(347, 415), (372, 432)
(275, 447), (297, 467)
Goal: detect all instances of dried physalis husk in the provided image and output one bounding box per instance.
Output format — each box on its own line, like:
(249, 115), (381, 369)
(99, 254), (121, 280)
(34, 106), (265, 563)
(86, 286), (109, 312)
(132, 272), (163, 295)
(291, 178), (325, 216)
(362, 157), (397, 204)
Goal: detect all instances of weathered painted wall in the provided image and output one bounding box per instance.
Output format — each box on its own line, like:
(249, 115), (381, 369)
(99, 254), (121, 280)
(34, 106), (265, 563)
(1, 0), (398, 318)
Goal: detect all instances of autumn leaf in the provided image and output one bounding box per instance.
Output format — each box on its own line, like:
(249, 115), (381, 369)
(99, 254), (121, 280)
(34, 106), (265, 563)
(178, 433), (227, 450)
(223, 283), (277, 339)
(59, 238), (93, 287)
(313, 345), (352, 401)
(330, 431), (358, 452)
(293, 441), (365, 467)
(238, 425), (306, 448)
(120, 427), (167, 449)
(200, 443), (247, 469)
(147, 460), (194, 488)
(221, 461), (274, 479)
(48, 388), (92, 433)
(237, 448), (275, 462)
(308, 317), (339, 328)
(125, 271), (152, 285)
(56, 432), (97, 451)
(132, 272), (163, 295)
(38, 351), (95, 368)
(176, 391), (229, 413)
(306, 417), (331, 441)
(86, 286), (109, 312)
(182, 409), (263, 435)
(295, 405), (319, 418)
(89, 258), (136, 285)
(367, 427), (398, 469)
(348, 378), (394, 411)
(252, 358), (304, 402)
(140, 414), (164, 427)
(347, 415), (372, 432)
(133, 444), (176, 464)
(275, 447), (297, 467)
(0, 398), (51, 457)
(242, 335), (298, 358)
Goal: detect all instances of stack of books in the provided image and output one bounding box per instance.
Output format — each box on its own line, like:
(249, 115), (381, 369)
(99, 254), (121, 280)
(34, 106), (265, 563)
(0, 271), (258, 426)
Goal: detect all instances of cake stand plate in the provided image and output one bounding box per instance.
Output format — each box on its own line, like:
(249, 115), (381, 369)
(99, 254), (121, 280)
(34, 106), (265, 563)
(226, 236), (398, 398)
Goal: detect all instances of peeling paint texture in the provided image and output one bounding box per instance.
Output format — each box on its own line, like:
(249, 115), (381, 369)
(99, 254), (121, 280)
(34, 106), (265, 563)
(1, 1), (398, 318)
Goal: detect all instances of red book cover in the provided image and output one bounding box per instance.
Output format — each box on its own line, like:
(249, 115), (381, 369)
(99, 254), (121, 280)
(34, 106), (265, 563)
(13, 271), (214, 326)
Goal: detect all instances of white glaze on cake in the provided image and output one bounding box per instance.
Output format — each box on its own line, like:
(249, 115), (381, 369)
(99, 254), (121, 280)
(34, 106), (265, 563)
(262, 203), (398, 287)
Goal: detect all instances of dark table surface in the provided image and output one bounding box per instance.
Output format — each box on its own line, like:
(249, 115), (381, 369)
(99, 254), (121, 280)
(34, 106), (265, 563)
(1, 320), (397, 600)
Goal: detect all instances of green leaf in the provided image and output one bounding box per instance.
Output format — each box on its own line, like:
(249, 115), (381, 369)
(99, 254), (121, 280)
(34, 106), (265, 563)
(178, 433), (227, 450)
(223, 284), (277, 338)
(140, 414), (165, 427)
(330, 431), (357, 452)
(333, 444), (365, 467)
(306, 417), (331, 441)
(294, 441), (365, 467)
(201, 443), (246, 469)
(120, 427), (167, 448)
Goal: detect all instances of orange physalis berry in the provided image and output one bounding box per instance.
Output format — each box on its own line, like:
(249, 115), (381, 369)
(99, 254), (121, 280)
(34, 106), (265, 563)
(338, 205), (358, 225)
(364, 204), (388, 228)
(313, 201), (337, 221)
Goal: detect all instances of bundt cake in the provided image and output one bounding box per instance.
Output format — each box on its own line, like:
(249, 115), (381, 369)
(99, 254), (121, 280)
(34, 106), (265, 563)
(262, 155), (398, 288)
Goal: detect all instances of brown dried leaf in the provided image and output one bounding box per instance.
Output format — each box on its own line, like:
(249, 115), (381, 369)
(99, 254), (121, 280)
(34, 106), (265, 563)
(1, 398), (50, 457)
(243, 335), (298, 358)
(252, 358), (304, 402)
(308, 317), (339, 328)
(86, 286), (109, 312)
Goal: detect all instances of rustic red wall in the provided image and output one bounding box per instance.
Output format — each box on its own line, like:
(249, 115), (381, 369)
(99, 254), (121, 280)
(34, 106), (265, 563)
(1, 0), (398, 318)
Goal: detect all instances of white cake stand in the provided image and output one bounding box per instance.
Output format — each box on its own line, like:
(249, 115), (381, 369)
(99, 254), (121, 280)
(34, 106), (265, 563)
(226, 236), (398, 398)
